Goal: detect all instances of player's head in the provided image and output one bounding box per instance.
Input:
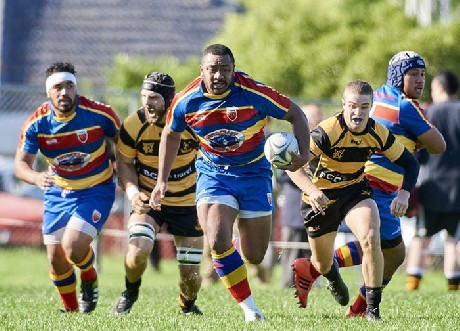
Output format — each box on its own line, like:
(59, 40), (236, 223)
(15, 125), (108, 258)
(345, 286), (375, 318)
(387, 51), (426, 98)
(342, 80), (373, 133)
(45, 62), (78, 114)
(301, 104), (323, 131)
(141, 72), (175, 124)
(200, 43), (235, 95)
(431, 71), (458, 103)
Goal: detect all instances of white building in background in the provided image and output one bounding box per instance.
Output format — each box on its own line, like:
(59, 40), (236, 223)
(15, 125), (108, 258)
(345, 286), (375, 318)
(405, 0), (451, 25)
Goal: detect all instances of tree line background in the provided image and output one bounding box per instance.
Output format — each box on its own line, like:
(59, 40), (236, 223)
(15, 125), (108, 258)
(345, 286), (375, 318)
(104, 0), (460, 118)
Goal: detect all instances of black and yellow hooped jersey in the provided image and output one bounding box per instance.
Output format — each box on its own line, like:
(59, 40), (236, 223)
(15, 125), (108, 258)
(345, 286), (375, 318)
(308, 113), (404, 196)
(117, 109), (199, 206)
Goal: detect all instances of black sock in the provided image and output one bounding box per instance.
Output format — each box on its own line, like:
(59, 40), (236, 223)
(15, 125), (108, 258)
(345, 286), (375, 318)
(125, 277), (141, 292)
(365, 287), (382, 311)
(323, 260), (340, 282)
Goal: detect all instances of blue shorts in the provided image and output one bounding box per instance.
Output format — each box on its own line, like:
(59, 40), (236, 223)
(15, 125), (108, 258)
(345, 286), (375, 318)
(43, 181), (116, 235)
(195, 160), (274, 213)
(373, 187), (401, 241)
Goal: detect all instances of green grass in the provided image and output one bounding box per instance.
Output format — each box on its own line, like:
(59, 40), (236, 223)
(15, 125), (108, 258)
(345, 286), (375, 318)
(0, 247), (458, 330)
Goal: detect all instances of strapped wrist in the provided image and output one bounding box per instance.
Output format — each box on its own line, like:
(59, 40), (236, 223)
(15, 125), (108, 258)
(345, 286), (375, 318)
(126, 185), (140, 201)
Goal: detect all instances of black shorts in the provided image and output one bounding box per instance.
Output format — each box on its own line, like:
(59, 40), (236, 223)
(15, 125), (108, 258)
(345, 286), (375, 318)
(415, 207), (460, 238)
(301, 181), (372, 238)
(147, 205), (203, 237)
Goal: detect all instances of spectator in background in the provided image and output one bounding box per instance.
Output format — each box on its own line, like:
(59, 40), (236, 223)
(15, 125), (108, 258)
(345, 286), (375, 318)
(279, 104), (323, 288)
(112, 72), (204, 316)
(406, 71), (460, 291)
(14, 62), (121, 313)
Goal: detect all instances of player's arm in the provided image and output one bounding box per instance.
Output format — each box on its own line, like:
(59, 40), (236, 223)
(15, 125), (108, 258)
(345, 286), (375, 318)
(416, 127), (445, 154)
(117, 152), (149, 214)
(281, 101), (310, 171)
(390, 148), (420, 217)
(14, 150), (54, 191)
(287, 161), (329, 215)
(149, 126), (182, 210)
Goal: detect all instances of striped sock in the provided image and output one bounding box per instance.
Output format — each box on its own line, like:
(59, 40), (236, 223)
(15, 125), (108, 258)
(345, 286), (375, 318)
(334, 241), (363, 268)
(75, 247), (97, 282)
(212, 246), (251, 303)
(50, 267), (78, 311)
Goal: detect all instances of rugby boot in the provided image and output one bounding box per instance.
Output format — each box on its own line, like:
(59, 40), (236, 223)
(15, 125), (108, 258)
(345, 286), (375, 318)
(291, 258), (319, 308)
(79, 278), (98, 313)
(112, 289), (139, 315)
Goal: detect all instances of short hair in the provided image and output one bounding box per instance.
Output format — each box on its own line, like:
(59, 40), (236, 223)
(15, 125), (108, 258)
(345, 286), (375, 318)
(343, 80), (373, 98)
(46, 62), (76, 77)
(433, 71), (459, 96)
(202, 44), (235, 64)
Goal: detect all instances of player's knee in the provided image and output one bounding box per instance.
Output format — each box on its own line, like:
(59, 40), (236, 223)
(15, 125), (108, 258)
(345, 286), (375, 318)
(361, 228), (380, 253)
(127, 223), (156, 257)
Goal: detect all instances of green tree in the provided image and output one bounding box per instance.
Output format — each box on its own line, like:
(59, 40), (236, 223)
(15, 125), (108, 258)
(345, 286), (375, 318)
(212, 0), (460, 101)
(105, 0), (460, 111)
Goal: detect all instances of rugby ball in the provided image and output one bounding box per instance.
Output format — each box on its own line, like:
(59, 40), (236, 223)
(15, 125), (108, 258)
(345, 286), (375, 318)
(264, 132), (299, 166)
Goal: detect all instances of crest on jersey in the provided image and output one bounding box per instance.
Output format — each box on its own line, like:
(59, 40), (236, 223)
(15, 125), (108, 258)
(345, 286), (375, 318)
(267, 193), (273, 206)
(76, 129), (88, 143)
(226, 107), (238, 121)
(92, 210), (101, 223)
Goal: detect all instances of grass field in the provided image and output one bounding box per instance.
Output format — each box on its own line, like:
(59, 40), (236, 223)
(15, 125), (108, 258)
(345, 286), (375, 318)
(0, 247), (458, 330)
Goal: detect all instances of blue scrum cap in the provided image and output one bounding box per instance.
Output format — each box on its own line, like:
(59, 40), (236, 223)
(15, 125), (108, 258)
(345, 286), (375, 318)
(386, 51), (425, 89)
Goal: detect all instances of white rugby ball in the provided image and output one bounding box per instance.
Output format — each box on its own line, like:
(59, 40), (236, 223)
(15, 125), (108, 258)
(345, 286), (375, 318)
(264, 132), (299, 166)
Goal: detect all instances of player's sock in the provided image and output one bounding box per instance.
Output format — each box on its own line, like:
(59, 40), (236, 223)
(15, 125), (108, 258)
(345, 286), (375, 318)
(212, 246), (252, 304)
(406, 274), (422, 291)
(352, 278), (390, 313)
(334, 241), (363, 268)
(125, 277), (142, 292)
(365, 286), (382, 312)
(75, 247), (97, 282)
(50, 267), (78, 311)
(447, 275), (460, 291)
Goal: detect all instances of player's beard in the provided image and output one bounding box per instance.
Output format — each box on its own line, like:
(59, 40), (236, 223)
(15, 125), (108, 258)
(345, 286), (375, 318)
(53, 97), (76, 114)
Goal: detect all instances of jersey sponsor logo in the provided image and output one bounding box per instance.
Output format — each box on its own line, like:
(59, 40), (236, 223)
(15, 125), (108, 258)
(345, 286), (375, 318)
(46, 138), (58, 145)
(76, 129), (88, 143)
(226, 107), (238, 121)
(53, 152), (90, 171)
(351, 138), (362, 145)
(318, 170), (344, 183)
(205, 129), (244, 152)
(92, 209), (101, 223)
(142, 168), (158, 180)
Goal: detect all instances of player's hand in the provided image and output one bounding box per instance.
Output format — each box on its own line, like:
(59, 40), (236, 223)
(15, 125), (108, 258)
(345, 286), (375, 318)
(35, 171), (54, 191)
(149, 183), (167, 211)
(131, 192), (150, 214)
(307, 187), (329, 215)
(390, 189), (410, 217)
(277, 151), (309, 171)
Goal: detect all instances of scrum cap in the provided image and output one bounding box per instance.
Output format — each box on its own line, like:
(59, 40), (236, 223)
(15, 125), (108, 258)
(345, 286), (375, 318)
(142, 72), (175, 109)
(387, 51), (425, 89)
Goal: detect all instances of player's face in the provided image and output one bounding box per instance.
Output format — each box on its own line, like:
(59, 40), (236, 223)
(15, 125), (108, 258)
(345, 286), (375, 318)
(403, 68), (425, 99)
(48, 80), (77, 116)
(342, 91), (372, 133)
(141, 90), (165, 124)
(200, 53), (235, 95)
